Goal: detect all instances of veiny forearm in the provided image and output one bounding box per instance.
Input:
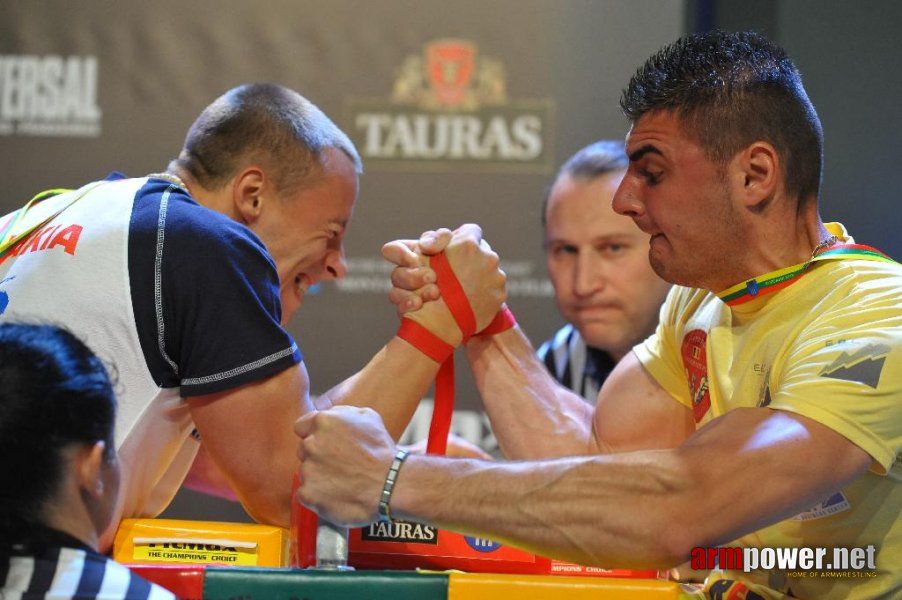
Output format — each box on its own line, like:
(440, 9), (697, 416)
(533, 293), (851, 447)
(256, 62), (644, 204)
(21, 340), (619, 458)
(385, 408), (873, 571)
(319, 337), (441, 440)
(466, 327), (596, 459)
(390, 450), (696, 569)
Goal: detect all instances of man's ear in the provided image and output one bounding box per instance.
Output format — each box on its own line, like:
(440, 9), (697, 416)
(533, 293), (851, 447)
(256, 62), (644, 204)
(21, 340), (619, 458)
(77, 441), (107, 499)
(233, 167), (267, 224)
(734, 141), (779, 212)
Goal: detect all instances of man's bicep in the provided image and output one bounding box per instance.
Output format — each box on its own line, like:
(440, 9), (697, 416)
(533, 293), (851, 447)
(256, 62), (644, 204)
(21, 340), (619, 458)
(675, 407), (872, 548)
(185, 362), (313, 526)
(592, 351), (694, 453)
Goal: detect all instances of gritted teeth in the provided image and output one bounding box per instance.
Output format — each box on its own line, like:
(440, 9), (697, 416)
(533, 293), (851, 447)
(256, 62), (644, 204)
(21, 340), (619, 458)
(295, 274), (311, 296)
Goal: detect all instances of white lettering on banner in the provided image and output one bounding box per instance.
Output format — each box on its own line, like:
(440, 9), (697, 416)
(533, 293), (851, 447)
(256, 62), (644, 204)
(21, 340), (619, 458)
(356, 113), (542, 161)
(335, 276), (392, 293)
(345, 38), (553, 172)
(506, 278), (554, 297)
(0, 55), (102, 137)
(334, 256), (553, 299)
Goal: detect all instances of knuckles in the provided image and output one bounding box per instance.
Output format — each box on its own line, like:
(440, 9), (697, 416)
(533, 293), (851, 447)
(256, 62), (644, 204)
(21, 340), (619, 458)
(390, 265), (433, 291)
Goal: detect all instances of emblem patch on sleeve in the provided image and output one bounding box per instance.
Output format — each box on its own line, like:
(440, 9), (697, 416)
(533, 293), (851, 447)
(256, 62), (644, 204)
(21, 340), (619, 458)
(820, 342), (890, 389)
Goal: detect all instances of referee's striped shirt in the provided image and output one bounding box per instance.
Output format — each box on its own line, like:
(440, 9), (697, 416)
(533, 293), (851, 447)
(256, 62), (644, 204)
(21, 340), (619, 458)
(537, 324), (617, 404)
(1, 529), (175, 600)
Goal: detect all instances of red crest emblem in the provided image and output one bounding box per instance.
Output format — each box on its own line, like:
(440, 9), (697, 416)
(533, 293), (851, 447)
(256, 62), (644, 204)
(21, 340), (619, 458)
(681, 329), (711, 422)
(425, 39), (476, 107)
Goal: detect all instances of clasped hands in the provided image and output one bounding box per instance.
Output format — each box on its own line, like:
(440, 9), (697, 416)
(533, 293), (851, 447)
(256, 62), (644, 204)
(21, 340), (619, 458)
(296, 224), (506, 525)
(384, 223), (508, 344)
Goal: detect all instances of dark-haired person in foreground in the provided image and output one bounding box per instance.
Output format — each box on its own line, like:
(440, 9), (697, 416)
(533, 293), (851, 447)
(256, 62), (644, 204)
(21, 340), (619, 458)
(0, 83), (504, 550)
(0, 323), (175, 599)
(297, 31), (901, 599)
(538, 140), (669, 402)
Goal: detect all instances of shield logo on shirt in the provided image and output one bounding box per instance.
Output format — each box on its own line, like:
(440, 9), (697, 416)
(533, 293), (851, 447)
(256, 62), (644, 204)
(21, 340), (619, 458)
(681, 329), (710, 423)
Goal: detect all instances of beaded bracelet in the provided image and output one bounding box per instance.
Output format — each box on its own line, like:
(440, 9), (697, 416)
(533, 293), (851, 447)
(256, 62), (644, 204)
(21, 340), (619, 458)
(377, 448), (410, 522)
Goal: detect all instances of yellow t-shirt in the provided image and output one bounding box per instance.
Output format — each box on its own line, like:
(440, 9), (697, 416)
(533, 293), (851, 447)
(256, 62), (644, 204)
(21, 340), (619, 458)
(634, 228), (901, 599)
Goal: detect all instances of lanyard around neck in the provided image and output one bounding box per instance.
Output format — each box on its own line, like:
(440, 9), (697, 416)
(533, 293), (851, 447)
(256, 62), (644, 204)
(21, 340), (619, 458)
(717, 243), (896, 307)
(0, 182), (107, 259)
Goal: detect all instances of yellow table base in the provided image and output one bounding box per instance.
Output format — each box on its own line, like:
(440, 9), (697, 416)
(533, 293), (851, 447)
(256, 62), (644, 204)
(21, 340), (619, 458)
(448, 572), (698, 599)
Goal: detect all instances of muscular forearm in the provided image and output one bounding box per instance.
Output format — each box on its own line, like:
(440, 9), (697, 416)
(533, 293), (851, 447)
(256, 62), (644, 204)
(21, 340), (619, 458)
(389, 451), (694, 569)
(319, 337), (442, 440)
(298, 404), (873, 572)
(388, 410), (872, 572)
(466, 327), (596, 459)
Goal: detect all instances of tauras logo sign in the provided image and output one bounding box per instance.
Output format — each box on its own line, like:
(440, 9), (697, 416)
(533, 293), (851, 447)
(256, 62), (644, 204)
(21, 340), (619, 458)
(361, 520), (439, 544)
(0, 55), (101, 138)
(346, 38), (553, 172)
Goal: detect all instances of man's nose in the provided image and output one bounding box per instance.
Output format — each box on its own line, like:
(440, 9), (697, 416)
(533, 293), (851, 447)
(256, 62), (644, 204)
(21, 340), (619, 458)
(612, 178), (644, 219)
(323, 245), (347, 280)
(574, 252), (603, 297)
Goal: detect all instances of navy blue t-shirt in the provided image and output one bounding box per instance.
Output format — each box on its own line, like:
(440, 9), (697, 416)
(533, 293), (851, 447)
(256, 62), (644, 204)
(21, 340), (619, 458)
(126, 175), (302, 397)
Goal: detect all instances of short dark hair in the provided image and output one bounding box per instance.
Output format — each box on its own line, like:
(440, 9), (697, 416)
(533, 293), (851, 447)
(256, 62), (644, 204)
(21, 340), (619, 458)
(0, 323), (116, 547)
(620, 30), (823, 202)
(541, 140), (628, 227)
(170, 83), (362, 195)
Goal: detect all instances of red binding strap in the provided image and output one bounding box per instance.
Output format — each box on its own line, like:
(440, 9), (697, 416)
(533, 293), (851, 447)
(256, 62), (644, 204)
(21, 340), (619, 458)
(476, 305), (517, 336)
(430, 251), (477, 342)
(396, 251), (517, 456)
(396, 319), (455, 364)
(428, 359), (456, 455)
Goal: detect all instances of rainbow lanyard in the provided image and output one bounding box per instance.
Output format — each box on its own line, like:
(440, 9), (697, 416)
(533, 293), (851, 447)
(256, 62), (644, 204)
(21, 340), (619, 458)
(0, 182), (107, 259)
(717, 243), (897, 307)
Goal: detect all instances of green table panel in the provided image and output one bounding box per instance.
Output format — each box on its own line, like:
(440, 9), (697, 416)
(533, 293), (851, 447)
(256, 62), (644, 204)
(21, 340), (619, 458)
(203, 568), (449, 600)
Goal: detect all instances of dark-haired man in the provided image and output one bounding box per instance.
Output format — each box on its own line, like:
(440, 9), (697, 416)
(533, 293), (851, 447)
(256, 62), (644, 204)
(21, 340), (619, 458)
(297, 32), (902, 599)
(0, 83), (504, 550)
